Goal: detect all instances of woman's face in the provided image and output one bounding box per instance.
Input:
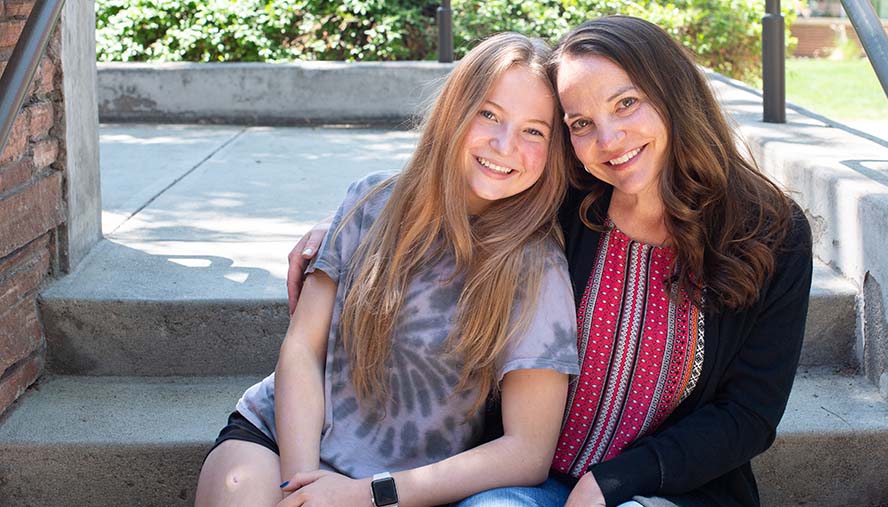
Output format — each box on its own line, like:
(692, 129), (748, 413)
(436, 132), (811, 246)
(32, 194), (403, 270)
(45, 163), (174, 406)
(462, 65), (555, 215)
(556, 54), (669, 203)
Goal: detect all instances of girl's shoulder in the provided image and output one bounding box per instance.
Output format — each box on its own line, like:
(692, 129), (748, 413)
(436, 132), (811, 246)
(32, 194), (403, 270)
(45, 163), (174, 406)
(341, 171), (399, 211)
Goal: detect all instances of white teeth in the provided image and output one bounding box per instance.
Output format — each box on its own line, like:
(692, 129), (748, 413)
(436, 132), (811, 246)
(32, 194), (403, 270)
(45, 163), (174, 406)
(477, 157), (513, 174)
(607, 147), (642, 166)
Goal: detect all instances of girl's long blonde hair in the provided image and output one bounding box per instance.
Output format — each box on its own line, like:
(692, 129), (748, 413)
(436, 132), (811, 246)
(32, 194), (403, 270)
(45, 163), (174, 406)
(338, 32), (569, 414)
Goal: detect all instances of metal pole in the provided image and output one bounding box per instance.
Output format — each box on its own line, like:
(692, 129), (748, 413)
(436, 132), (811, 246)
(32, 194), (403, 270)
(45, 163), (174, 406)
(437, 1), (453, 63)
(840, 0), (888, 98)
(762, 0), (786, 123)
(0, 0), (66, 156)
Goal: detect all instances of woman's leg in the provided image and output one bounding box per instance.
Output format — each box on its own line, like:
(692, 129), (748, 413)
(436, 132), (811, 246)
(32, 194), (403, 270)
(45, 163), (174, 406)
(455, 477), (572, 507)
(195, 440), (284, 507)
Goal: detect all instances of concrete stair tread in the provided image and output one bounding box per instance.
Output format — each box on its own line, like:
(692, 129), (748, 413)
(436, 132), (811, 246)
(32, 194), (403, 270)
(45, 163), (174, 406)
(0, 375), (259, 446)
(0, 370), (885, 506)
(39, 256), (859, 375)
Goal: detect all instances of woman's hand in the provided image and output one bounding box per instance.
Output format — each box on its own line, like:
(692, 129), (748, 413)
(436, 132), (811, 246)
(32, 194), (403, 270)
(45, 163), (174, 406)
(287, 220), (332, 315)
(278, 470), (369, 507)
(565, 472), (606, 507)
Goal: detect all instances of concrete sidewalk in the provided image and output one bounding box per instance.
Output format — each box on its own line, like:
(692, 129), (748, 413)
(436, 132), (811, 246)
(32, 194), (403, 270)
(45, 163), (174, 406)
(96, 124), (419, 299)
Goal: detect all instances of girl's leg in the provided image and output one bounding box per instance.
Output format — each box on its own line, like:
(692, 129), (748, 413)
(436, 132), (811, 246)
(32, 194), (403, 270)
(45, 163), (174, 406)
(455, 477), (572, 507)
(195, 439), (284, 507)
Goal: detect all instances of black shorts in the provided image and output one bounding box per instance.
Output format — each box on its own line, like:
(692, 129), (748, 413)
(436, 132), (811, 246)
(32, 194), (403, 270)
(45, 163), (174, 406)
(207, 411), (279, 458)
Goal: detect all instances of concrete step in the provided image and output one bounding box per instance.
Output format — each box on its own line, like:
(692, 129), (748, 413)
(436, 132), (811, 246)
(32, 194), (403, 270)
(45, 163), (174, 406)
(754, 367), (888, 506)
(0, 375), (259, 507)
(0, 370), (885, 506)
(38, 255), (858, 376)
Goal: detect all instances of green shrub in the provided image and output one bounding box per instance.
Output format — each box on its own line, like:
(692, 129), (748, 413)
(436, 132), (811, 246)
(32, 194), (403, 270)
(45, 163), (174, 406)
(96, 0), (794, 82)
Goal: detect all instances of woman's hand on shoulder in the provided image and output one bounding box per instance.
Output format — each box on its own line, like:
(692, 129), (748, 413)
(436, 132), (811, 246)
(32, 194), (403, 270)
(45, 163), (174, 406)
(565, 472), (606, 507)
(287, 220), (332, 315)
(278, 470), (368, 507)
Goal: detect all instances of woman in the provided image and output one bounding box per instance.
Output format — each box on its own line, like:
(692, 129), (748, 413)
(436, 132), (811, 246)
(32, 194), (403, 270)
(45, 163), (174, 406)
(291, 15), (813, 507)
(458, 16), (813, 507)
(196, 33), (581, 507)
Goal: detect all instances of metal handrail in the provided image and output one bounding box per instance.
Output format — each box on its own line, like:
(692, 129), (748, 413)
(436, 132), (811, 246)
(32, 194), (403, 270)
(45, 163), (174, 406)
(762, 0), (888, 123)
(840, 0), (888, 97)
(0, 0), (66, 156)
(437, 1), (453, 63)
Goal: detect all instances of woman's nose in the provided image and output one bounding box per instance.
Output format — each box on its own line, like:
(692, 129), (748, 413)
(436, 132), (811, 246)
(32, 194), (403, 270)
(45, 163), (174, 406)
(596, 120), (625, 151)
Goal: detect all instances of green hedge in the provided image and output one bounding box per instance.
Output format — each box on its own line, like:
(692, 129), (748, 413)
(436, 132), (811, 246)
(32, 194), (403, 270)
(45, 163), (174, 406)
(96, 0), (795, 82)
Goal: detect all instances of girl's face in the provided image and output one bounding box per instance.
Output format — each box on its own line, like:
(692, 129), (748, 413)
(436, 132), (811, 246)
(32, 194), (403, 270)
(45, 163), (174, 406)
(461, 65), (555, 215)
(556, 54), (670, 204)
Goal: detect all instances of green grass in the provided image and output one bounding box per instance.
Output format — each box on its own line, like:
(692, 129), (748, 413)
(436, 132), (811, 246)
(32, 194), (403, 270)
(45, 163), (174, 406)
(786, 57), (888, 121)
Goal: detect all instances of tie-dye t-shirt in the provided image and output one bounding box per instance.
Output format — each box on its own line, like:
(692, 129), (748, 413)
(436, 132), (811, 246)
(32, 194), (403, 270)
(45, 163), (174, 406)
(237, 172), (579, 479)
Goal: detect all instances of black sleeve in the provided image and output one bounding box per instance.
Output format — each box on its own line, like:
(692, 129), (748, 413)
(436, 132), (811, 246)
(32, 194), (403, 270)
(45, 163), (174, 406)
(588, 211), (814, 505)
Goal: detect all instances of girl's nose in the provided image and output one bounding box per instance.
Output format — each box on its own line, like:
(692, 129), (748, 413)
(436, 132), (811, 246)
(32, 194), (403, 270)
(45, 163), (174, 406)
(491, 125), (517, 155)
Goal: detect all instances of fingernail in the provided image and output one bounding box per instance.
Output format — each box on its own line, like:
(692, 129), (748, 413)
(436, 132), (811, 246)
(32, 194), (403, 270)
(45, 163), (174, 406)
(280, 481), (289, 488)
(302, 248), (313, 255)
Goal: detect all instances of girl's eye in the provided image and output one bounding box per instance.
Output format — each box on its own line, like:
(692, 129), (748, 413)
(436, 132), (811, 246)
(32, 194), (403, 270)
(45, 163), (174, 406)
(619, 97), (637, 109)
(480, 110), (497, 121)
(526, 128), (545, 137)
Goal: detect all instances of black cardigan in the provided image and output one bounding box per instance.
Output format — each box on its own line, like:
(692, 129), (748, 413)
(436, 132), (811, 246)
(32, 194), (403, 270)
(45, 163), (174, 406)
(551, 186), (814, 507)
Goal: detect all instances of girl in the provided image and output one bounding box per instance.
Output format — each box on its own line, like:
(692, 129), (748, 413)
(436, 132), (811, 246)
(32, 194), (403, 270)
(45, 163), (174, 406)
(196, 33), (580, 507)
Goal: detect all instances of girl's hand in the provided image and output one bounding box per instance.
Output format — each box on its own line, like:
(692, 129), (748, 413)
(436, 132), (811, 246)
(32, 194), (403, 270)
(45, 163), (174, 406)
(565, 472), (606, 507)
(278, 470), (369, 507)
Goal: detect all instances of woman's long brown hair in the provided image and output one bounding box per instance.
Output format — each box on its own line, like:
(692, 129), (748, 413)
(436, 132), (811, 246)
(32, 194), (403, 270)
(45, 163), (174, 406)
(337, 33), (570, 413)
(550, 16), (793, 310)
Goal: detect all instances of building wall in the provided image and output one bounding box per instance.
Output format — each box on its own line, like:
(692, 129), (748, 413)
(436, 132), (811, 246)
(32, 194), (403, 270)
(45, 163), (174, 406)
(792, 17), (888, 57)
(0, 0), (66, 415)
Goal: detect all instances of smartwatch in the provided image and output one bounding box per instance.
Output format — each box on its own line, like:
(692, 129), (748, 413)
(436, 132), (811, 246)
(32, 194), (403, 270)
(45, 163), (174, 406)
(370, 472), (399, 507)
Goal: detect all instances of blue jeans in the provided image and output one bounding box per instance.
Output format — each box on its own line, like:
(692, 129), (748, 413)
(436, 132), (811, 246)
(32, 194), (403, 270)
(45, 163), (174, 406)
(456, 477), (644, 507)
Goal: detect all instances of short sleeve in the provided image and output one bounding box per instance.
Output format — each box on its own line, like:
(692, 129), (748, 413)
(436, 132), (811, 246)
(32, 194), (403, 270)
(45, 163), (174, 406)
(498, 242), (580, 379)
(305, 171), (396, 282)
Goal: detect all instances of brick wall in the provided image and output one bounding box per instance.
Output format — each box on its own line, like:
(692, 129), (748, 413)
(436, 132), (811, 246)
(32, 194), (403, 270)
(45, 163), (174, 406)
(792, 17), (888, 57)
(0, 0), (65, 416)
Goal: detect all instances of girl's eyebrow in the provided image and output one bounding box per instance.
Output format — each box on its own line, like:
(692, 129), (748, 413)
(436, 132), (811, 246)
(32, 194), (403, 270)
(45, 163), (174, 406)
(486, 99), (552, 129)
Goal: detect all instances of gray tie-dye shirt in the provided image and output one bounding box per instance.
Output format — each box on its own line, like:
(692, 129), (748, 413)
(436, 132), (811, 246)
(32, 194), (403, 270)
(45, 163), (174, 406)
(237, 172), (579, 479)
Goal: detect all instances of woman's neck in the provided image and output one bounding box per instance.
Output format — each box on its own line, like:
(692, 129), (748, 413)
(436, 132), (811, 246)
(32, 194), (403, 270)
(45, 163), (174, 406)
(608, 190), (671, 246)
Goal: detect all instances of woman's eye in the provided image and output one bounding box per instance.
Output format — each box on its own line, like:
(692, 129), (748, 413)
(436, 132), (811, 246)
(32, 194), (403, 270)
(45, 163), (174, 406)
(570, 119), (590, 131)
(526, 128), (545, 137)
(480, 110), (497, 121)
(619, 97), (637, 109)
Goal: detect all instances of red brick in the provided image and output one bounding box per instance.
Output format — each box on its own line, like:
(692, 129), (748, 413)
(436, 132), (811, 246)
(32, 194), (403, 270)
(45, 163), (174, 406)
(34, 57), (55, 95)
(0, 298), (42, 373)
(27, 102), (53, 139)
(0, 239), (50, 310)
(0, 234), (48, 272)
(0, 110), (29, 164)
(0, 19), (26, 48)
(5, 1), (34, 17)
(31, 138), (57, 169)
(0, 171), (64, 259)
(0, 351), (43, 417)
(0, 158), (32, 193)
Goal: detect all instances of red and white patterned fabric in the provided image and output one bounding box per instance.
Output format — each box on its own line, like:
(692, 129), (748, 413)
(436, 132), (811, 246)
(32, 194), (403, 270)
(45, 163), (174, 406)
(552, 219), (705, 478)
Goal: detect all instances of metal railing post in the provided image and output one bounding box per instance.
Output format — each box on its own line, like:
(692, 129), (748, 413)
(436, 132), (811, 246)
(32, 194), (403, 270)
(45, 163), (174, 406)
(437, 1), (453, 63)
(762, 0), (786, 123)
(0, 0), (66, 155)
(840, 0), (888, 98)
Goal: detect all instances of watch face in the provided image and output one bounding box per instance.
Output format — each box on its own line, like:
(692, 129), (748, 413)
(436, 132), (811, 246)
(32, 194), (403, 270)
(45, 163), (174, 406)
(371, 477), (398, 506)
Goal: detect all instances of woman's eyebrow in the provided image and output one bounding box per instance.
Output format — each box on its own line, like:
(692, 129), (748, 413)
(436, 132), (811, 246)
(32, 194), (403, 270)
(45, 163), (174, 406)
(607, 85), (638, 103)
